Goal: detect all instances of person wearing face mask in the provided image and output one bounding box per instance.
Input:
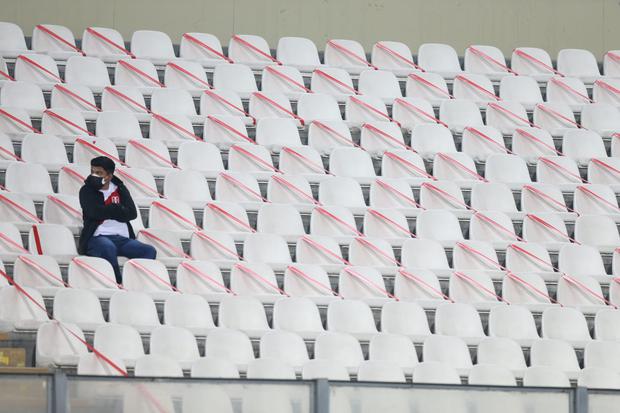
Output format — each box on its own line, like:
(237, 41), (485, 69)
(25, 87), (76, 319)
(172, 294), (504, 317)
(78, 156), (157, 284)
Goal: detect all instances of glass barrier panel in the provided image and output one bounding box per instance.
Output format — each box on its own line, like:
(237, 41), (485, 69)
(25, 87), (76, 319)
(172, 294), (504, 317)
(588, 390), (620, 413)
(0, 374), (51, 413)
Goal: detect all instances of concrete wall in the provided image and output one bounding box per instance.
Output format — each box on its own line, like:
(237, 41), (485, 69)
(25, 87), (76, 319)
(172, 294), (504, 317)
(2, 0), (619, 58)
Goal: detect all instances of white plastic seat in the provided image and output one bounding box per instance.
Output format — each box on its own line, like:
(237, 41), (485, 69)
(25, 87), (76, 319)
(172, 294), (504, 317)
(228, 143), (276, 179)
(0, 107), (35, 139)
(368, 332), (419, 374)
(276, 37), (322, 71)
(464, 45), (512, 80)
(255, 117), (301, 151)
(212, 64), (258, 99)
(470, 183), (520, 219)
(348, 238), (399, 270)
(295, 235), (346, 271)
(557, 48), (601, 83)
(36, 321), (87, 367)
(272, 297), (325, 340)
(461, 125), (506, 162)
(201, 89), (253, 125)
(574, 214), (620, 252)
(249, 91), (299, 125)
(419, 180), (468, 211)
(283, 264), (338, 305)
(411, 361), (461, 384)
(261, 65), (308, 98)
(417, 43), (462, 79)
(502, 272), (556, 312)
(0, 285), (49, 330)
(434, 302), (485, 345)
(593, 77), (620, 106)
(94, 110), (142, 143)
(363, 208), (413, 244)
(114, 59), (163, 91)
(392, 97), (437, 131)
(112, 166), (159, 206)
(368, 178), (421, 215)
(511, 127), (558, 162)
(468, 364), (516, 386)
(393, 268), (449, 308)
(585, 341), (620, 373)
(410, 124), (456, 158)
(246, 358), (296, 380)
(0, 22), (28, 58)
(573, 184), (620, 217)
(329, 147), (377, 179)
(77, 353), (126, 376)
(533, 102), (579, 139)
(130, 30), (176, 63)
(0, 192), (40, 231)
(499, 75), (543, 110)
(302, 359), (350, 381)
(0, 222), (26, 261)
(324, 39), (371, 75)
(100, 86), (150, 122)
(230, 262), (285, 303)
(345, 94), (391, 126)
(53, 288), (105, 331)
(149, 325), (200, 369)
(163, 169), (212, 207)
(27, 224), (77, 264)
(267, 174), (316, 212)
(20, 133), (68, 171)
(242, 233), (292, 269)
(0, 81), (46, 116)
(176, 141), (224, 178)
(537, 155), (584, 189)
(358, 69), (402, 102)
(64, 56), (111, 91)
(134, 354), (183, 378)
(449, 270), (503, 309)
(215, 171), (264, 209)
(578, 368), (620, 390)
(125, 138), (175, 174)
(530, 339), (580, 378)
(148, 199), (198, 235)
(581, 103), (620, 138)
(164, 59), (210, 93)
(546, 76), (591, 109)
(453, 240), (503, 272)
(521, 183), (571, 217)
(218, 295), (270, 337)
(542, 307), (592, 347)
(93, 323), (144, 368)
(415, 209), (464, 245)
(314, 331), (364, 370)
(256, 203), (305, 240)
(40, 108), (91, 143)
(202, 201), (253, 241)
(81, 27), (128, 63)
(563, 129), (607, 166)
(311, 67), (356, 101)
(422, 335), (472, 371)
(488, 305), (540, 346)
(14, 53), (61, 90)
(485, 101), (530, 136)
(557, 274), (607, 314)
(228, 34), (274, 69)
(72, 136), (120, 167)
(67, 256), (119, 299)
(122, 258), (176, 300)
(511, 47), (556, 82)
(522, 366), (570, 387)
(359, 121), (407, 154)
(558, 243), (608, 279)
(201, 116), (252, 150)
(469, 211), (518, 248)
(13, 255), (64, 297)
(278, 145), (327, 183)
(588, 157), (620, 189)
(371, 41), (418, 76)
(175, 260), (230, 302)
(179, 32), (228, 67)
(150, 88), (198, 118)
(452, 74), (498, 106)
(327, 299), (378, 340)
(595, 309), (620, 341)
(405, 72), (451, 105)
(108, 290), (160, 334)
(318, 177), (366, 210)
(163, 293), (215, 336)
(477, 337), (527, 373)
(432, 152), (482, 186)
(260, 330), (309, 371)
(296, 93), (342, 124)
(522, 212), (571, 250)
(380, 149), (431, 184)
(357, 360), (406, 383)
(204, 328), (255, 370)
(32, 24), (80, 60)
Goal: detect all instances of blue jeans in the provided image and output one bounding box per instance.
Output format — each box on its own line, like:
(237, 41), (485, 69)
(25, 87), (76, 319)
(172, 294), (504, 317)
(86, 235), (157, 284)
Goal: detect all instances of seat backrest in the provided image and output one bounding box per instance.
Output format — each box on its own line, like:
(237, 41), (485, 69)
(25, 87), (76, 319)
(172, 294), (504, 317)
(469, 211), (518, 242)
(542, 307), (591, 342)
(53, 288), (105, 325)
(32, 24), (77, 55)
(14, 53), (60, 85)
(311, 67), (355, 96)
(163, 293), (215, 330)
(511, 126), (557, 160)
(485, 101), (530, 135)
(295, 235), (345, 266)
(261, 65), (307, 95)
(150, 88), (197, 116)
(461, 125), (506, 161)
(477, 337), (527, 371)
(411, 361), (461, 384)
(256, 203), (304, 235)
(488, 304), (539, 340)
(405, 72), (450, 101)
(329, 147), (376, 177)
(163, 169), (212, 203)
(179, 32), (226, 63)
(415, 210), (464, 241)
(558, 244), (606, 276)
(418, 43), (462, 73)
(410, 124), (456, 156)
(380, 301), (432, 337)
(130, 30), (176, 59)
(230, 262), (281, 296)
(36, 321), (87, 366)
(327, 299), (378, 335)
(114, 58), (162, 88)
(177, 141), (224, 171)
(149, 325), (200, 363)
(108, 291), (160, 328)
(575, 214), (620, 246)
(371, 41), (415, 71)
(360, 121), (406, 154)
(242, 233), (291, 264)
(470, 183), (518, 213)
(468, 364), (516, 386)
(464, 45), (507, 75)
(434, 302), (485, 337)
(324, 39), (368, 70)
(392, 97), (436, 129)
(228, 34), (272, 65)
(64, 56), (111, 88)
(449, 270), (499, 304)
(0, 285), (49, 324)
(175, 260), (228, 295)
(358, 69), (402, 99)
(28, 224), (77, 256)
(1, 81), (46, 112)
(563, 129), (606, 163)
(368, 333), (419, 369)
(452, 240), (501, 271)
(573, 184), (619, 215)
(369, 178), (420, 210)
(452, 73), (497, 102)
(318, 177), (366, 208)
(314, 331), (364, 368)
(212, 64), (258, 94)
(276, 37), (321, 67)
(522, 366), (570, 387)
(82, 27), (127, 59)
(530, 338), (580, 372)
(557, 48), (600, 77)
(164, 59), (210, 90)
(134, 354), (183, 377)
(511, 47), (554, 77)
(440, 98), (485, 132)
(485, 153), (532, 183)
(502, 272), (551, 305)
(557, 275), (605, 307)
(0, 22), (27, 51)
(345, 94), (389, 124)
(190, 358), (239, 379)
(522, 212), (570, 244)
(537, 155), (584, 184)
(422, 335), (472, 369)
(204, 328), (255, 365)
(297, 93), (342, 123)
(272, 297), (324, 335)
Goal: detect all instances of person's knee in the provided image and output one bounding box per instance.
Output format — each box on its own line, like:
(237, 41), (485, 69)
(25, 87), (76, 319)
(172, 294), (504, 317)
(88, 237), (117, 259)
(142, 244), (157, 260)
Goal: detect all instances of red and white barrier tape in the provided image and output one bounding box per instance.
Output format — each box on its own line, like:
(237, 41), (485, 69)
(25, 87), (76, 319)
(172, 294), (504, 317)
(85, 27), (134, 58)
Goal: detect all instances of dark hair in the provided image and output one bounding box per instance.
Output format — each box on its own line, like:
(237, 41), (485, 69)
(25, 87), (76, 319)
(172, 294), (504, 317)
(90, 156), (116, 174)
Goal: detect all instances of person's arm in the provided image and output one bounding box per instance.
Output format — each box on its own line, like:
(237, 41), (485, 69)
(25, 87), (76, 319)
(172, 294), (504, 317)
(115, 183), (138, 222)
(79, 186), (127, 221)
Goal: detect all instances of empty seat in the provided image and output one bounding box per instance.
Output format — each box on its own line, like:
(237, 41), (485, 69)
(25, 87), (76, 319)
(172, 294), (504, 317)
(557, 48), (601, 83)
(530, 339), (580, 377)
(434, 303), (485, 344)
(64, 56), (111, 91)
(125, 139), (176, 173)
(67, 256), (119, 299)
(574, 214), (620, 252)
(371, 41), (417, 75)
(470, 183), (519, 217)
(108, 291), (160, 333)
(190, 358), (239, 379)
(114, 59), (163, 90)
(423, 335), (472, 370)
(542, 307), (591, 346)
(558, 244), (607, 278)
(100, 86), (149, 121)
(453, 73), (498, 106)
(179, 32), (228, 67)
(1, 81), (46, 116)
(267, 174), (316, 211)
(256, 203), (305, 239)
(318, 177), (366, 210)
(357, 360), (406, 383)
(13, 255), (64, 296)
(412, 361), (461, 384)
(296, 93), (342, 124)
(276, 37), (321, 71)
(14, 54), (61, 90)
(202, 201), (253, 240)
(502, 272), (555, 311)
(302, 359), (350, 381)
(521, 183), (570, 215)
(295, 235), (346, 269)
(522, 212), (571, 248)
(242, 233), (292, 268)
(581, 104), (620, 137)
(148, 199), (198, 234)
(546, 76), (591, 107)
(149, 325), (200, 369)
(272, 297), (324, 339)
(468, 364), (516, 386)
(261, 65), (308, 98)
(0, 285), (49, 330)
(511, 47), (556, 81)
(393, 268), (449, 307)
(20, 133), (68, 171)
(410, 124), (456, 158)
(380, 149), (431, 183)
(500, 76), (543, 109)
(392, 97), (438, 131)
(533, 102), (578, 137)
(461, 125), (506, 162)
(249, 92), (298, 124)
(163, 293), (215, 335)
(95, 110), (143, 142)
(485, 101), (531, 136)
(53, 288), (105, 331)
(419, 180), (468, 211)
(246, 358), (296, 380)
(573, 184), (620, 216)
(488, 305), (539, 346)
(324, 39), (371, 74)
(595, 309), (620, 341)
(593, 77), (620, 106)
(218, 295), (270, 337)
(464, 45), (512, 80)
(406, 71), (451, 104)
(255, 117), (301, 150)
(329, 147), (377, 179)
(360, 121), (406, 154)
(369, 332), (419, 373)
(93, 323), (144, 368)
(36, 321), (87, 367)
(204, 328), (255, 369)
(176, 141), (224, 177)
(358, 69), (402, 101)
(230, 262), (285, 302)
(150, 88), (198, 117)
(163, 169), (212, 207)
(0, 22), (28, 58)
(578, 368), (620, 390)
(311, 67), (356, 101)
(131, 30), (176, 62)
(345, 94), (391, 126)
(77, 353), (126, 376)
(417, 43), (462, 78)
(563, 130), (606, 165)
(283, 264), (338, 305)
(363, 208), (413, 243)
(589, 157), (620, 187)
(348, 238), (399, 269)
(432, 152), (482, 184)
(122, 258), (176, 300)
(164, 59), (210, 92)
(416, 209), (464, 244)
(32, 24), (80, 60)
(522, 366), (570, 387)
(511, 127), (558, 163)
(28, 224), (77, 263)
(228, 35), (274, 69)
(228, 144), (276, 179)
(260, 330), (310, 369)
(314, 331), (364, 370)
(477, 337), (527, 373)
(439, 99), (484, 134)
(537, 156), (584, 186)
(327, 299), (378, 340)
(449, 270), (502, 308)
(82, 27), (129, 62)
(212, 64), (258, 98)
(175, 260), (230, 301)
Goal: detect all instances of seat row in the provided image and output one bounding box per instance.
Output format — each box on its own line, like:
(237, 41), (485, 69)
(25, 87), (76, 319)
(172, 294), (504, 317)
(1, 21), (619, 83)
